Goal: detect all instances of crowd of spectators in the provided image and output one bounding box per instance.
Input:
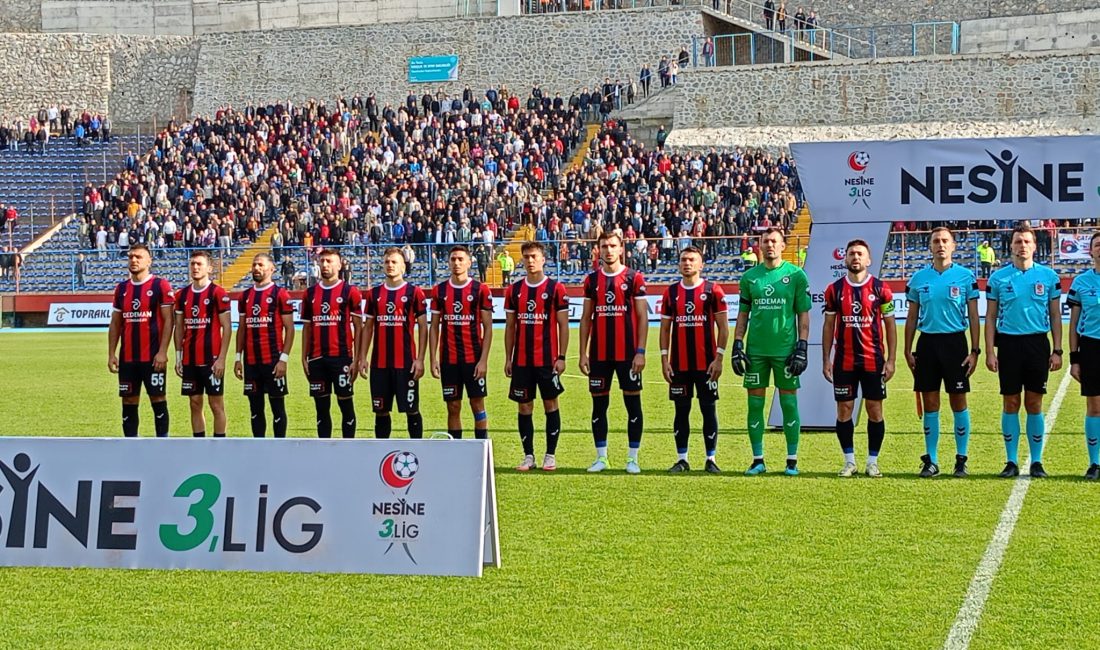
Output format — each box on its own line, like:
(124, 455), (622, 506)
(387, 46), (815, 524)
(0, 106), (113, 153)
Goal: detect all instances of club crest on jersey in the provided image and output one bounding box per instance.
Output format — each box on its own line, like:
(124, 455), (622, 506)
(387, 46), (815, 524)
(401, 296), (408, 303)
(950, 286), (960, 298)
(620, 283), (627, 291)
(466, 293), (474, 301)
(336, 296), (344, 304)
(1034, 282), (1045, 296)
(146, 290), (153, 297)
(266, 296), (273, 303)
(781, 276), (791, 284)
(541, 293), (548, 299)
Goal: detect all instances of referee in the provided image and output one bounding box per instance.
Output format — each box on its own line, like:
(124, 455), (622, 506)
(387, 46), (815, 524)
(985, 222), (1062, 479)
(903, 227), (981, 478)
(1067, 231), (1100, 480)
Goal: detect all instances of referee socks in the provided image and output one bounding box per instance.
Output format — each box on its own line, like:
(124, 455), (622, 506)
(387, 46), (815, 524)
(1086, 416), (1100, 466)
(1026, 413), (1045, 464)
(953, 409), (971, 458)
(922, 411), (940, 466)
(1002, 412), (1021, 465)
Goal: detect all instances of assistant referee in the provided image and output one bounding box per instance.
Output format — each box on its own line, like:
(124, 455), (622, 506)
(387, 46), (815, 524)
(984, 222), (1062, 479)
(1067, 231), (1100, 480)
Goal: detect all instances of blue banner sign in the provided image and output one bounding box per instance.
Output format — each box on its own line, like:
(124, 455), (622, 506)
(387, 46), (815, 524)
(408, 55), (459, 83)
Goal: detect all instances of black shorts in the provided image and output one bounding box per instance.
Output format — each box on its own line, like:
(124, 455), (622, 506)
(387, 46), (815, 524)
(833, 367), (886, 401)
(588, 360), (643, 393)
(441, 362), (488, 402)
(1077, 336), (1100, 397)
(307, 356), (354, 398)
(370, 367), (420, 413)
(668, 370), (719, 402)
(996, 333), (1050, 395)
(509, 365), (564, 403)
(181, 364), (225, 396)
(913, 332), (971, 394)
(118, 362), (166, 398)
(243, 362), (289, 397)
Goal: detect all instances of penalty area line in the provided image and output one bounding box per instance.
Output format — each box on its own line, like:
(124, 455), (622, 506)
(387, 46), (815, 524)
(942, 369), (1072, 650)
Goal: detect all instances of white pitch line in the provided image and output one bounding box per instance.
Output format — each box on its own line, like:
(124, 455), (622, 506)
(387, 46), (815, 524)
(942, 369), (1073, 650)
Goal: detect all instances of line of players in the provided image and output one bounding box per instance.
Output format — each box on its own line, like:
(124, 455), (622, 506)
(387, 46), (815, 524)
(106, 222), (1100, 479)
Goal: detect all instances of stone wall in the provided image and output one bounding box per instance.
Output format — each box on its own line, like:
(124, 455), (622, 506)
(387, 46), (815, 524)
(0, 33), (197, 124)
(961, 8), (1100, 53)
(675, 48), (1100, 128)
(191, 7), (704, 112)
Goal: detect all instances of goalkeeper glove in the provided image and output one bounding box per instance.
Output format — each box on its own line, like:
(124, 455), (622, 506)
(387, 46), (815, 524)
(731, 340), (748, 376)
(786, 339), (809, 376)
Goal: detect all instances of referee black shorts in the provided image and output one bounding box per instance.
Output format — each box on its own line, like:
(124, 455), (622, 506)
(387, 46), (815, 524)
(913, 332), (971, 394)
(996, 333), (1050, 395)
(1077, 335), (1100, 397)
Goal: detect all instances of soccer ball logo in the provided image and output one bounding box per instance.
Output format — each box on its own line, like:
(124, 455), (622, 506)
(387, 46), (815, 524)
(380, 450), (419, 490)
(847, 151), (870, 173)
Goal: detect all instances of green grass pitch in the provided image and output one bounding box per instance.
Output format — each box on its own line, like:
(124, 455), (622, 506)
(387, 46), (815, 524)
(0, 325), (1097, 649)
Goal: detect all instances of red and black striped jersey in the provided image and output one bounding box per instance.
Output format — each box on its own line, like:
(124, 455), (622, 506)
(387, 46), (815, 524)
(364, 282), (427, 369)
(823, 275), (895, 372)
(112, 276), (175, 363)
(300, 280), (363, 360)
(583, 267), (647, 362)
(661, 280), (727, 372)
(505, 277), (570, 367)
(240, 283), (294, 365)
(174, 282), (231, 366)
(433, 279), (493, 365)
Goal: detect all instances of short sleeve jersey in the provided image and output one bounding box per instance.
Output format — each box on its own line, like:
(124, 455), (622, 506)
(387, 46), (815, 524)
(364, 282), (428, 369)
(505, 278), (570, 367)
(112, 275), (176, 363)
(661, 280), (727, 372)
(824, 275), (894, 372)
(432, 279), (493, 365)
(905, 264), (980, 334)
(1067, 269), (1100, 340)
(174, 282), (231, 366)
(738, 261), (811, 357)
(240, 283), (295, 365)
(583, 267), (647, 362)
(987, 263), (1061, 336)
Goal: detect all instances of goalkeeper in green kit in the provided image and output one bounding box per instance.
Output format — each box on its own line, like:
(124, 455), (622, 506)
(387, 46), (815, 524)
(731, 227), (812, 475)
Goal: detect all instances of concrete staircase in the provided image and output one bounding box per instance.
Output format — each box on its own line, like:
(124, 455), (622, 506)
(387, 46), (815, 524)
(784, 203), (811, 264)
(221, 225), (278, 290)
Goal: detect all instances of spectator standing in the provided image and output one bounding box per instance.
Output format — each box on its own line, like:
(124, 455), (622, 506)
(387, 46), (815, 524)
(777, 2), (787, 31)
(978, 240), (996, 278)
(764, 0), (776, 30)
(794, 7), (807, 40)
(640, 65), (652, 98)
(702, 37), (716, 67)
(74, 252), (86, 289)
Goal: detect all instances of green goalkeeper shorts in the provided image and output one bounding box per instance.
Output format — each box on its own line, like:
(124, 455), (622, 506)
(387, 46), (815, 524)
(743, 354), (800, 390)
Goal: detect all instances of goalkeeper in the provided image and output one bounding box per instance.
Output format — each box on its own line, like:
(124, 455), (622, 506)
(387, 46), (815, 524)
(730, 227), (812, 476)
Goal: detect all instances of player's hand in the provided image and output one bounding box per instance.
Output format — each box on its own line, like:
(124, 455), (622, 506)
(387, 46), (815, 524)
(822, 361), (833, 383)
(211, 358), (226, 380)
(174, 361), (183, 378)
(631, 353), (646, 376)
(430, 359), (441, 379)
(905, 351), (917, 371)
(579, 354), (590, 376)
(302, 357), (311, 380)
(153, 351), (168, 372)
(347, 360), (359, 384)
(359, 360), (370, 380)
(730, 340), (747, 376)
(1071, 362), (1082, 383)
(785, 340), (808, 377)
(234, 360), (244, 380)
(986, 353), (998, 373)
(474, 359), (488, 380)
(884, 359), (896, 382)
(553, 358), (566, 376)
(273, 360), (287, 379)
(961, 352), (978, 378)
(107, 354), (119, 374)
(504, 358), (513, 378)
(1050, 353), (1063, 372)
(661, 358), (673, 384)
(706, 357), (723, 382)
(412, 358), (425, 380)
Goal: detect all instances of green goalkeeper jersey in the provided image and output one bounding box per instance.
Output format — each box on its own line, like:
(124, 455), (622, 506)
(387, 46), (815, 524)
(738, 261), (811, 357)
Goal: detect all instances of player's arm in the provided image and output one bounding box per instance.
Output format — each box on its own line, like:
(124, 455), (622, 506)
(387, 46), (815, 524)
(428, 309), (442, 379)
(555, 305), (569, 376)
(659, 315), (673, 383)
(412, 313), (428, 380)
(212, 309), (231, 379)
(157, 303), (174, 373)
(965, 297), (980, 377)
(632, 296), (649, 374)
(276, 311), (295, 379)
(984, 298), (999, 372)
(349, 313), (363, 382)
(883, 313), (898, 382)
(107, 310), (122, 373)
(1049, 293), (1063, 372)
(1069, 303), (1082, 382)
(475, 306), (493, 380)
(709, 308), (729, 382)
(578, 298), (593, 375)
(301, 322), (313, 378)
(233, 310), (246, 379)
(821, 311), (836, 382)
(903, 302), (919, 371)
(503, 311), (516, 377)
(358, 316), (373, 379)
(173, 310), (185, 377)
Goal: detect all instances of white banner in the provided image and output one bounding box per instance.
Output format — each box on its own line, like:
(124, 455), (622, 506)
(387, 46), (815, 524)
(0, 438), (500, 577)
(1059, 233), (1092, 260)
(46, 303), (116, 326)
(792, 136), (1100, 223)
